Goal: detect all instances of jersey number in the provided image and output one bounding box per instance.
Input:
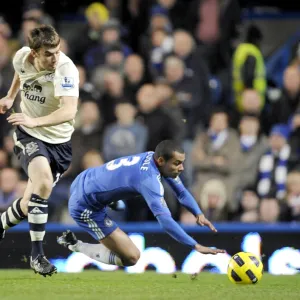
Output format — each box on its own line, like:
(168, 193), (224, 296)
(106, 157), (140, 171)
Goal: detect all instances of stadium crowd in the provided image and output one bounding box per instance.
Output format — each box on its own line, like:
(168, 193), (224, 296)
(1, 0), (300, 224)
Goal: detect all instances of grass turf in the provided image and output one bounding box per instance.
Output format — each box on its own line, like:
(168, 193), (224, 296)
(0, 270), (299, 300)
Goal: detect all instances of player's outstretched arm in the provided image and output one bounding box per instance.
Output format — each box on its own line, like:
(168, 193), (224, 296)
(0, 72), (20, 114)
(156, 214), (225, 255)
(165, 177), (203, 217)
(33, 96), (78, 127)
(167, 178), (218, 233)
(7, 96), (78, 128)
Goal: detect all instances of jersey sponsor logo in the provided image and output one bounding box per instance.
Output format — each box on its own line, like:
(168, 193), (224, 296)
(29, 207), (43, 214)
(22, 80), (46, 104)
(25, 141), (39, 156)
(61, 77), (74, 89)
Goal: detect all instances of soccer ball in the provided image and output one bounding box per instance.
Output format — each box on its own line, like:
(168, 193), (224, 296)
(227, 252), (263, 284)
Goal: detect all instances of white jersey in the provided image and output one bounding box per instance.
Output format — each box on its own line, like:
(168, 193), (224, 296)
(13, 47), (79, 144)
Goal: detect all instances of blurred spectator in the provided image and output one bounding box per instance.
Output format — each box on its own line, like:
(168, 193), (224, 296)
(139, 10), (173, 62)
(71, 101), (103, 176)
(0, 15), (12, 39)
(22, 2), (55, 26)
(124, 54), (149, 105)
(271, 66), (300, 161)
(257, 124), (293, 200)
(231, 89), (269, 133)
(281, 171), (300, 221)
(0, 33), (14, 146)
(164, 55), (211, 139)
(172, 30), (211, 100)
(154, 0), (187, 29)
(18, 17), (41, 47)
(99, 71), (127, 127)
(0, 33), (15, 98)
(0, 149), (8, 169)
(71, 2), (110, 64)
(191, 108), (241, 209)
(232, 25), (266, 113)
(136, 84), (179, 150)
(259, 197), (280, 223)
(81, 150), (104, 170)
(134, 0), (185, 36)
(77, 65), (99, 102)
(231, 114), (268, 211)
(186, 0), (241, 75)
(59, 37), (69, 56)
(0, 168), (19, 212)
(84, 19), (132, 74)
(103, 103), (148, 161)
(198, 178), (228, 221)
(104, 43), (126, 74)
(269, 66), (300, 125)
(155, 81), (185, 141)
(149, 28), (173, 78)
(233, 187), (259, 222)
(90, 65), (112, 97)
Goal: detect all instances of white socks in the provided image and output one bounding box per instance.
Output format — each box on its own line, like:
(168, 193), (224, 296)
(69, 241), (123, 266)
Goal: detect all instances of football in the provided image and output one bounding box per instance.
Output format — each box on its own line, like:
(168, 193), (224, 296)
(227, 252), (263, 284)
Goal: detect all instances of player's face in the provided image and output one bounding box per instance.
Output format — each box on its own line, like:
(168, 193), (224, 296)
(34, 44), (61, 71)
(159, 151), (185, 178)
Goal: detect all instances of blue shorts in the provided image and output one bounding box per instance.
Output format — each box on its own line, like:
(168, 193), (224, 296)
(68, 179), (118, 241)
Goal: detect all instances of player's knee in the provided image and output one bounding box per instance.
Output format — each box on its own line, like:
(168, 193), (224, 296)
(123, 250), (141, 266)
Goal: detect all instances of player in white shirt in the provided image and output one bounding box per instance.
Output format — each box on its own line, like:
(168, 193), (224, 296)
(0, 25), (79, 276)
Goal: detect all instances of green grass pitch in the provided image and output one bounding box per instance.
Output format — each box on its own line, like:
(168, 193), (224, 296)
(1, 270), (299, 300)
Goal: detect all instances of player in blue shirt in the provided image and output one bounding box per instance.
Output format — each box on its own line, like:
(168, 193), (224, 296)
(57, 140), (225, 267)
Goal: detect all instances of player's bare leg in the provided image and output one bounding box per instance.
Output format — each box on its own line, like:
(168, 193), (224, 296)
(58, 228), (140, 267)
(100, 228), (140, 266)
(26, 156), (57, 276)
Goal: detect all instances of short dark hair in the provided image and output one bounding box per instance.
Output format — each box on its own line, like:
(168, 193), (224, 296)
(154, 140), (184, 161)
(28, 25), (60, 51)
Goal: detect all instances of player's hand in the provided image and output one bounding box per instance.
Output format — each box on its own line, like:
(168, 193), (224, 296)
(0, 96), (14, 114)
(196, 214), (217, 232)
(195, 244), (225, 255)
(7, 113), (38, 128)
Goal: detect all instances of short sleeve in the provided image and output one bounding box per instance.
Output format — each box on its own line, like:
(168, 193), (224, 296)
(54, 61), (79, 97)
(12, 47), (30, 74)
(140, 176), (171, 217)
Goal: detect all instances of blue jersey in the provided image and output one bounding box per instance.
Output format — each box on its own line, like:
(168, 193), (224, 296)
(73, 152), (180, 216)
(71, 152), (203, 248)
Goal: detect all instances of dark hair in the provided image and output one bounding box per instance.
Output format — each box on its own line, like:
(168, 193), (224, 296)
(246, 25), (263, 45)
(154, 140), (184, 161)
(28, 25), (60, 51)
